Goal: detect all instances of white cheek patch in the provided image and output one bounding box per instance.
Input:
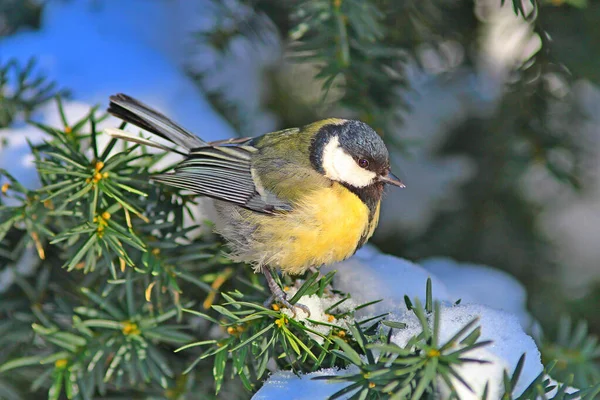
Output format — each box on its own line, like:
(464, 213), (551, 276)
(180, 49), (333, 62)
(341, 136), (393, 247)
(322, 136), (377, 188)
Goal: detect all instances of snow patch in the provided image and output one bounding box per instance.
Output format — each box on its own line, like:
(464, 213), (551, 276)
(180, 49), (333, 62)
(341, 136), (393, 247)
(323, 246), (451, 316)
(252, 367), (358, 400)
(420, 257), (536, 330)
(391, 304), (542, 399)
(280, 287), (356, 344)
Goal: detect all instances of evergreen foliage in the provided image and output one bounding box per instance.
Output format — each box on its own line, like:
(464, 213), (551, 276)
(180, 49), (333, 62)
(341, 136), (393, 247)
(1, 0), (600, 398)
(0, 58), (68, 128)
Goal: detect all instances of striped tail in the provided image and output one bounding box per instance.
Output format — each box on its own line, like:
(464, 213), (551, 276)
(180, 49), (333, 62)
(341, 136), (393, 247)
(107, 93), (206, 150)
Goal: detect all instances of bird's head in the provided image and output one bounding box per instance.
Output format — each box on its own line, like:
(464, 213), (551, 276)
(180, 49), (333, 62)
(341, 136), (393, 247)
(309, 119), (405, 189)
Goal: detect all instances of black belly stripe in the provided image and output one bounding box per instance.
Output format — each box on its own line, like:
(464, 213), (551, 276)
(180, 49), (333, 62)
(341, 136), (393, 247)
(342, 182), (384, 252)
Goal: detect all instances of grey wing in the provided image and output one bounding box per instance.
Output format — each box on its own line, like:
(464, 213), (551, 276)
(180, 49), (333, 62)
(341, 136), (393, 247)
(152, 144), (292, 214)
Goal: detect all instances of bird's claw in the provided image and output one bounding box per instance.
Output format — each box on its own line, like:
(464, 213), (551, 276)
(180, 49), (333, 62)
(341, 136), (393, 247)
(279, 297), (311, 318)
(265, 294), (311, 318)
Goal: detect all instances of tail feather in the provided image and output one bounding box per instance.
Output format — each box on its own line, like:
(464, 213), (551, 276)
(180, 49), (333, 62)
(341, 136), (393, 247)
(107, 93), (206, 150)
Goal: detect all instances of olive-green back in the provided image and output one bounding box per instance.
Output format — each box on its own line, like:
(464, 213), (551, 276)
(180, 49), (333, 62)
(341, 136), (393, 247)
(251, 119), (343, 204)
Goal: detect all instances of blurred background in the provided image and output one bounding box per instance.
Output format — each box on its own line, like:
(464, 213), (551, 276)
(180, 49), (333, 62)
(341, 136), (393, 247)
(1, 0), (600, 394)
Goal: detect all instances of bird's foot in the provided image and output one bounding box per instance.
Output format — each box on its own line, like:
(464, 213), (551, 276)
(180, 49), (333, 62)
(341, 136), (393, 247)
(273, 294), (311, 319)
(263, 268), (311, 318)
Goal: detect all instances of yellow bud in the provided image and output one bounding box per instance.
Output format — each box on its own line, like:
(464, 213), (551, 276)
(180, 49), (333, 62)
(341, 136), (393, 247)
(275, 317), (288, 328)
(95, 161), (104, 171)
(326, 314), (335, 322)
(1, 183), (9, 194)
(64, 126), (72, 134)
(102, 211), (111, 220)
(271, 304), (280, 311)
(102, 172), (109, 179)
(122, 321), (140, 335)
(368, 382), (376, 389)
(427, 349), (441, 358)
(55, 359), (68, 368)
(337, 330), (346, 338)
(151, 248), (161, 256)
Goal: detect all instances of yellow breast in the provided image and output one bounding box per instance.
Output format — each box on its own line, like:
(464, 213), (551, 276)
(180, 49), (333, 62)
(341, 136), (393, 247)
(248, 183), (378, 275)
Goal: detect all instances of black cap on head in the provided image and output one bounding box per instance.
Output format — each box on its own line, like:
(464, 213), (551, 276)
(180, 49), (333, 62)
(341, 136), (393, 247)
(309, 119), (404, 218)
(337, 120), (389, 175)
(310, 120), (390, 176)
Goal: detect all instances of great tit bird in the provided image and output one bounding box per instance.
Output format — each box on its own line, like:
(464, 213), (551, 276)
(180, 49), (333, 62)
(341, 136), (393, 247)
(106, 94), (404, 316)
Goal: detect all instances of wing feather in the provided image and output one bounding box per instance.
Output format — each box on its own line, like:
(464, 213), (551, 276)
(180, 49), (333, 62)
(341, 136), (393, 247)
(107, 94), (290, 213)
(154, 144), (292, 213)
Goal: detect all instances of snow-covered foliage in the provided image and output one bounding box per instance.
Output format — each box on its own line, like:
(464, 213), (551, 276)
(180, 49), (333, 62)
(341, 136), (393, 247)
(391, 304), (540, 399)
(255, 247), (546, 399)
(279, 287), (357, 344)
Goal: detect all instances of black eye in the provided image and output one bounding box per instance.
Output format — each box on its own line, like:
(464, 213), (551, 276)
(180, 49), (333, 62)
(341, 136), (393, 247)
(358, 158), (369, 169)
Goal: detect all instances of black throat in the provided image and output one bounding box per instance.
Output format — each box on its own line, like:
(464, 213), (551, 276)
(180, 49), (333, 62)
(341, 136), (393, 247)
(343, 181), (384, 252)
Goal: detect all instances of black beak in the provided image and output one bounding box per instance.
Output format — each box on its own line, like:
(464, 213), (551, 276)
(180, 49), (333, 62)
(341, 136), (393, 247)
(379, 171), (405, 188)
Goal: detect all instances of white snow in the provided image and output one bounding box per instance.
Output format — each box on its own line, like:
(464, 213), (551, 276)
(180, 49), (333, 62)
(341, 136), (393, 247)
(391, 304), (542, 399)
(252, 367), (358, 400)
(322, 246), (452, 316)
(543, 375), (580, 399)
(279, 287), (357, 344)
(420, 257), (536, 330)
